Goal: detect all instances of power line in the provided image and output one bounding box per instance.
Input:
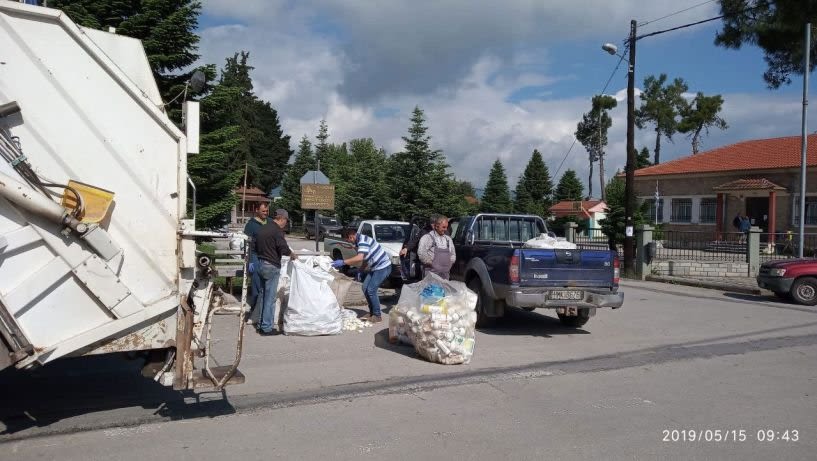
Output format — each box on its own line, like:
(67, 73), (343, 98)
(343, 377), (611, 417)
(636, 14), (725, 41)
(638, 0), (717, 27)
(553, 47), (628, 179)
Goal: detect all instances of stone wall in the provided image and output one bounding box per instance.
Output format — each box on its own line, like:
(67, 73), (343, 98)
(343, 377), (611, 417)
(652, 260), (749, 277)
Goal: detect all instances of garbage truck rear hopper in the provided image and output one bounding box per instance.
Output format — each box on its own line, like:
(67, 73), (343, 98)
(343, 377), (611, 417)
(0, 1), (247, 390)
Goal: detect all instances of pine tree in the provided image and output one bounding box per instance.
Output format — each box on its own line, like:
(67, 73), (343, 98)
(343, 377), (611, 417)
(480, 160), (512, 213)
(209, 52), (292, 192)
(279, 136), (316, 224)
(635, 74), (688, 164)
(315, 119), (330, 167)
(333, 139), (389, 222)
(716, 0), (817, 89)
(678, 93), (728, 154)
(636, 147), (652, 169)
(599, 176), (647, 248)
(554, 169), (584, 202)
(389, 106), (452, 220)
(50, 0), (202, 108)
(575, 95), (617, 198)
(513, 149), (553, 217)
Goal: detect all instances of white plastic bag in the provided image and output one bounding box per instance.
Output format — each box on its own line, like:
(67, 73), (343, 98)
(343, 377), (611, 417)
(283, 259), (342, 336)
(523, 233), (577, 249)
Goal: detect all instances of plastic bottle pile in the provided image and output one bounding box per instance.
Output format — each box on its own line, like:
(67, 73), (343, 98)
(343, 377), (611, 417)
(389, 274), (478, 365)
(341, 309), (373, 332)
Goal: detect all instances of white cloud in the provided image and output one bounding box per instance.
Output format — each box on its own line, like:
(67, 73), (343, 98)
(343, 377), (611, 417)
(196, 0), (805, 200)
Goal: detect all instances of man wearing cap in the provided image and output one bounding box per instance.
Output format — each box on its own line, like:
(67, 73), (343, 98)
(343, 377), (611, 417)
(254, 208), (293, 335)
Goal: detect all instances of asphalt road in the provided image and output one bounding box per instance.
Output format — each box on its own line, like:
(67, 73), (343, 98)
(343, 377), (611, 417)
(1, 238), (815, 459)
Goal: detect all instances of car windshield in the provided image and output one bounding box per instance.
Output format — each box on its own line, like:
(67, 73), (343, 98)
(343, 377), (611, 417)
(374, 224), (410, 242)
(321, 217), (339, 225)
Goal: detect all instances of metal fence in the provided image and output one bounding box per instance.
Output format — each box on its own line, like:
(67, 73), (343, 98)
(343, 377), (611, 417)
(574, 228), (623, 257)
(653, 230), (747, 262)
(758, 232), (817, 262)
(575, 228), (817, 262)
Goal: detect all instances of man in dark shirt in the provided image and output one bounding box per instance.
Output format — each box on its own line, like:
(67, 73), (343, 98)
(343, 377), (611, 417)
(254, 208), (293, 335)
(244, 203), (272, 323)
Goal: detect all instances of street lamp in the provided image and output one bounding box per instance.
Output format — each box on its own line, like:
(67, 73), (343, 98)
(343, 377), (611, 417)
(602, 20), (638, 276)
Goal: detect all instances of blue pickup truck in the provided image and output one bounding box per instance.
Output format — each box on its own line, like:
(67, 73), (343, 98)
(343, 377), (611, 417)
(449, 213), (623, 327)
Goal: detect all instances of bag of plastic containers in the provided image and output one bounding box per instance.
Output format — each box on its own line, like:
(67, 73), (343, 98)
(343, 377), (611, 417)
(389, 272), (478, 364)
(523, 233), (577, 249)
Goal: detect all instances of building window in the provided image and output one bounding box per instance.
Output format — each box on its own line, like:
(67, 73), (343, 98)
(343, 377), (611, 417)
(792, 195), (817, 225)
(671, 198), (692, 223)
(646, 198), (664, 223)
(699, 198), (717, 224)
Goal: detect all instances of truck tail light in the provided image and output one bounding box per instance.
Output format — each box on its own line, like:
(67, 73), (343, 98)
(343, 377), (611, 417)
(509, 251), (520, 284)
(613, 255), (620, 285)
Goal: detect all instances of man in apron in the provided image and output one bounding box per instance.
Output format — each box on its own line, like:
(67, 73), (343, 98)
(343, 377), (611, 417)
(417, 215), (456, 279)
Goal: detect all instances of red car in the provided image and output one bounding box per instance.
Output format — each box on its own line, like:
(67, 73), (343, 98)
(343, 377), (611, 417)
(757, 259), (817, 305)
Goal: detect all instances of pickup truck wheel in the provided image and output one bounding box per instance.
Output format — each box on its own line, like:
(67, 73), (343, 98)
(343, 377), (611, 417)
(468, 278), (496, 328)
(557, 308), (591, 327)
(791, 277), (817, 306)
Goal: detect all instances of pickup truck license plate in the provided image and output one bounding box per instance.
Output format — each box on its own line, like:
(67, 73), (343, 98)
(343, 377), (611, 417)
(548, 290), (583, 301)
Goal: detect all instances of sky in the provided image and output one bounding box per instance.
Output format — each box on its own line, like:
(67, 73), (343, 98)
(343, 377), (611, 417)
(196, 0), (812, 197)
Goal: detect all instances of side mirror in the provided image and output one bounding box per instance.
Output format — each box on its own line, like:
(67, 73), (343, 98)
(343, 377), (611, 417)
(467, 230), (475, 245)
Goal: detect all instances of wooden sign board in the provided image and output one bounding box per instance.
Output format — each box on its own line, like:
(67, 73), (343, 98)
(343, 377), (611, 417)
(301, 183), (335, 210)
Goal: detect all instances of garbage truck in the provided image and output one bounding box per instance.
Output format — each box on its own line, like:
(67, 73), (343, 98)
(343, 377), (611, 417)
(0, 1), (248, 390)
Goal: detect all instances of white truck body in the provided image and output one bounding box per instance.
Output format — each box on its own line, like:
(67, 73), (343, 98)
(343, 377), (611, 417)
(0, 2), (243, 389)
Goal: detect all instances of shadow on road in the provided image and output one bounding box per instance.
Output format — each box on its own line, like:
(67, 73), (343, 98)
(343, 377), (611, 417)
(0, 353), (237, 436)
(477, 307), (591, 338)
(372, 327), (421, 360)
(722, 293), (817, 314)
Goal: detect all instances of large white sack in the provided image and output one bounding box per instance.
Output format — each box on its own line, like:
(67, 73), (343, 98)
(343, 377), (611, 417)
(283, 259), (343, 336)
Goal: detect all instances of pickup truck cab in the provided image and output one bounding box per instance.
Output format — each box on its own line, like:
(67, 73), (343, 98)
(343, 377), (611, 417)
(449, 213), (623, 327)
(757, 259), (817, 305)
(324, 220), (410, 288)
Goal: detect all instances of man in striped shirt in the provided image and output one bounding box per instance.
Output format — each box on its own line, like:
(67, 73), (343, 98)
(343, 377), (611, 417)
(331, 227), (392, 322)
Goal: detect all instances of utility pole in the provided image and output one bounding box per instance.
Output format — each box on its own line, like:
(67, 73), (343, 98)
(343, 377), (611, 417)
(623, 19), (637, 274)
(799, 23), (811, 258)
(240, 162), (248, 223)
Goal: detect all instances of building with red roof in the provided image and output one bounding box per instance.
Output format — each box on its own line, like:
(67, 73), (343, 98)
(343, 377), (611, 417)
(633, 134), (817, 241)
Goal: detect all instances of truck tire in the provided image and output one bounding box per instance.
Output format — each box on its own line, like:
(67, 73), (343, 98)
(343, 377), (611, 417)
(791, 277), (817, 306)
(557, 308), (591, 327)
(468, 278), (496, 328)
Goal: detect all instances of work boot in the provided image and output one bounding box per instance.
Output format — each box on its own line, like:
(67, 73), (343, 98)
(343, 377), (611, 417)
(369, 315), (382, 323)
(359, 313), (372, 321)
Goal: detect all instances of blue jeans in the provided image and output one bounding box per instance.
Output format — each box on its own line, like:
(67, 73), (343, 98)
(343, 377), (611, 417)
(248, 253), (262, 309)
(255, 261), (281, 333)
(362, 266), (391, 317)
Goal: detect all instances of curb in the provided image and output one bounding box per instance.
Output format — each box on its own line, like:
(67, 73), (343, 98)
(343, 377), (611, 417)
(644, 275), (762, 296)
